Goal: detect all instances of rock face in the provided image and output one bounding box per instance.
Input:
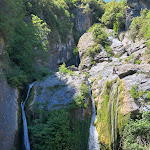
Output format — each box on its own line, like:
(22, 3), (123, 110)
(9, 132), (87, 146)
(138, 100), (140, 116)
(78, 32), (108, 70)
(47, 30), (75, 71)
(106, 29), (125, 56)
(31, 72), (86, 110)
(75, 7), (91, 34)
(0, 74), (18, 150)
(126, 0), (150, 30)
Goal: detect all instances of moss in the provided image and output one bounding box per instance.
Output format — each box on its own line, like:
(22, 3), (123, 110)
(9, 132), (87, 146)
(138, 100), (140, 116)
(96, 79), (130, 150)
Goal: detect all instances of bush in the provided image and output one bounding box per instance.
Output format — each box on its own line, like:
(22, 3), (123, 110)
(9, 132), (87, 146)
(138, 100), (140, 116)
(130, 85), (139, 100)
(59, 63), (74, 76)
(125, 54), (134, 62)
(101, 0), (126, 30)
(6, 67), (27, 88)
(89, 23), (108, 46)
(123, 111), (150, 150)
(135, 60), (141, 64)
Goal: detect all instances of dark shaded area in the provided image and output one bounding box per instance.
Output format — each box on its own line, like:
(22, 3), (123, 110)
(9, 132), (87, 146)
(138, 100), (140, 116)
(119, 70), (137, 79)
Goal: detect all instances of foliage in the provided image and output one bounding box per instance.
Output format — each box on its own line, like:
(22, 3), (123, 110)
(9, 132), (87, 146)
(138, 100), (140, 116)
(59, 63), (74, 76)
(6, 66), (27, 88)
(125, 54), (134, 62)
(130, 85), (139, 100)
(31, 14), (51, 50)
(89, 23), (108, 46)
(26, 0), (72, 42)
(135, 60), (141, 64)
(123, 111), (150, 150)
(73, 46), (79, 56)
(29, 108), (90, 150)
(83, 0), (105, 23)
(71, 83), (89, 108)
(130, 9), (150, 50)
(101, 0), (126, 30)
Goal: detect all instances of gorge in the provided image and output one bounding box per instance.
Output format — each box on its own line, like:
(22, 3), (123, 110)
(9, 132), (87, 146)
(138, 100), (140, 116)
(0, 0), (150, 150)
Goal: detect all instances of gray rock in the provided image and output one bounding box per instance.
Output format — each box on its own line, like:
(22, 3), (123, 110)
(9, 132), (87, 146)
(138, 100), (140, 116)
(32, 72), (86, 110)
(0, 74), (18, 150)
(94, 49), (108, 62)
(75, 7), (91, 34)
(126, 0), (150, 30)
(110, 38), (125, 56)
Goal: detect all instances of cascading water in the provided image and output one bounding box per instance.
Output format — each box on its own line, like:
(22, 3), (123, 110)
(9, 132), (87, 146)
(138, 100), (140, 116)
(111, 84), (115, 150)
(111, 79), (119, 150)
(21, 82), (35, 150)
(114, 85), (120, 148)
(88, 79), (100, 150)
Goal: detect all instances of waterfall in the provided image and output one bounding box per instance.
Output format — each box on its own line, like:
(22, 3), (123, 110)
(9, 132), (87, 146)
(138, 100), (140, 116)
(114, 85), (120, 149)
(88, 79), (100, 150)
(111, 79), (119, 150)
(21, 82), (35, 150)
(75, 55), (79, 67)
(111, 84), (115, 150)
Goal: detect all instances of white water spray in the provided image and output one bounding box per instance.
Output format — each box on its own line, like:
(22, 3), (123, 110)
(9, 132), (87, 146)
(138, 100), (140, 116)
(88, 79), (100, 150)
(21, 82), (35, 150)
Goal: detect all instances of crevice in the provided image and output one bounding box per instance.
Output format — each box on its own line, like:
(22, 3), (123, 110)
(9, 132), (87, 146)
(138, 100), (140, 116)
(119, 70), (137, 79)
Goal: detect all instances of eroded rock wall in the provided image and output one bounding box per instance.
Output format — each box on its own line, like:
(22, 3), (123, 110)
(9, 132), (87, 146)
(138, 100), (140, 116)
(0, 38), (19, 150)
(126, 0), (150, 30)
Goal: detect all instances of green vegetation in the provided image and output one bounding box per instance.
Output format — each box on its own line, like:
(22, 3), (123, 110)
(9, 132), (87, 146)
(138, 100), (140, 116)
(125, 54), (134, 62)
(59, 63), (74, 76)
(101, 0), (126, 32)
(71, 83), (89, 108)
(130, 9), (150, 51)
(96, 80), (130, 150)
(130, 85), (150, 101)
(130, 85), (139, 100)
(89, 24), (108, 47)
(135, 59), (141, 64)
(123, 111), (150, 150)
(29, 108), (90, 150)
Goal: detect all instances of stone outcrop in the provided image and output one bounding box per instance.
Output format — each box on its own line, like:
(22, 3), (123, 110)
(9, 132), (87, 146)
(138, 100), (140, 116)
(78, 32), (108, 70)
(31, 72), (86, 110)
(106, 29), (125, 56)
(75, 6), (91, 34)
(0, 74), (18, 150)
(126, 0), (150, 30)
(47, 30), (75, 71)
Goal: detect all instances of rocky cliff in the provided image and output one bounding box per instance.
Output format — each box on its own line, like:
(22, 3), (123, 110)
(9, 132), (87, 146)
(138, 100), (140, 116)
(77, 27), (150, 148)
(0, 39), (19, 150)
(126, 0), (150, 30)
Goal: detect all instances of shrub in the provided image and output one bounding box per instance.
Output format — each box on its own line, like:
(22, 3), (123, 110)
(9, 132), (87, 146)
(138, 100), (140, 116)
(101, 0), (126, 30)
(89, 24), (108, 46)
(125, 54), (134, 62)
(135, 60), (141, 64)
(130, 86), (139, 100)
(59, 63), (74, 76)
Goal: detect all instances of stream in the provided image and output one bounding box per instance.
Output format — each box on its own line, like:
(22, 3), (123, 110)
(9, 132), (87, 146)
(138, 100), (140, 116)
(88, 79), (100, 150)
(21, 82), (35, 150)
